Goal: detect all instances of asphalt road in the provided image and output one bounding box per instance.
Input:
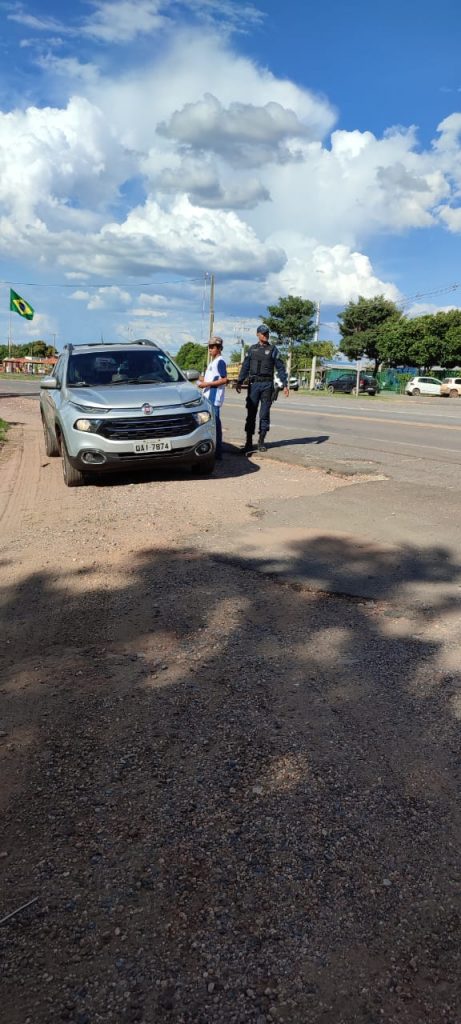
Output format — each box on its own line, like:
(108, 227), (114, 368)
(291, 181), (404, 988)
(222, 391), (461, 485)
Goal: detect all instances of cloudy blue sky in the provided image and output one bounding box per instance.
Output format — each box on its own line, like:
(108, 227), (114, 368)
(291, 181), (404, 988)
(1, 0), (461, 355)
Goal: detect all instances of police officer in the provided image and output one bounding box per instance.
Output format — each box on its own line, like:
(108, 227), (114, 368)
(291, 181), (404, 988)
(236, 325), (289, 453)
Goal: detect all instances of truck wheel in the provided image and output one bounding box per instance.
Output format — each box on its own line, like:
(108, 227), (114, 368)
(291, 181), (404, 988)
(42, 416), (60, 456)
(62, 441), (86, 487)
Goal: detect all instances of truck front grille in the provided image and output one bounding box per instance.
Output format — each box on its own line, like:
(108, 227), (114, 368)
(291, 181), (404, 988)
(97, 414), (196, 440)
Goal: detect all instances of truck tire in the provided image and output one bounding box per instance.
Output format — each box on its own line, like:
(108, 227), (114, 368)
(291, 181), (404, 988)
(42, 416), (60, 456)
(62, 441), (87, 487)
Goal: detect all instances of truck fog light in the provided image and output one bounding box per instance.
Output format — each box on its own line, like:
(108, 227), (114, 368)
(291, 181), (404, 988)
(82, 451), (106, 464)
(196, 440), (212, 455)
(75, 419), (93, 431)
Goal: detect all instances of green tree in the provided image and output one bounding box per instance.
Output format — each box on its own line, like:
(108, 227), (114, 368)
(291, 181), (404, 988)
(377, 310), (461, 370)
(443, 325), (461, 367)
(290, 340), (337, 372)
(262, 295), (316, 352)
(29, 340), (57, 357)
(375, 318), (409, 366)
(0, 341), (57, 361)
(229, 348), (243, 364)
(175, 342), (207, 371)
(337, 295), (402, 373)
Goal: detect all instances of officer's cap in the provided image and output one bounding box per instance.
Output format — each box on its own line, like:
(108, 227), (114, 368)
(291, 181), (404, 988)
(256, 324), (269, 337)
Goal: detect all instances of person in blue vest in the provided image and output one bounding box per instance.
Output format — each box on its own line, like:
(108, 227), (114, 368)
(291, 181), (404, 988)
(198, 336), (228, 460)
(236, 325), (288, 453)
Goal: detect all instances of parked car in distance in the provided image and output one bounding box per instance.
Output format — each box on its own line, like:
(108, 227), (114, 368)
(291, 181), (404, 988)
(274, 374), (299, 391)
(440, 376), (461, 397)
(327, 373), (379, 395)
(405, 376), (441, 396)
(40, 340), (216, 487)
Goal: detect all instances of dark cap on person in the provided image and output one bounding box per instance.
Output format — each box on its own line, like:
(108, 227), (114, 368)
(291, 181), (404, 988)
(256, 324), (269, 337)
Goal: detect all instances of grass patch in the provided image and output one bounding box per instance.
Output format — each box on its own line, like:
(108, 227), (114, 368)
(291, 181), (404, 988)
(0, 418), (10, 443)
(297, 388), (403, 399)
(0, 372), (43, 381)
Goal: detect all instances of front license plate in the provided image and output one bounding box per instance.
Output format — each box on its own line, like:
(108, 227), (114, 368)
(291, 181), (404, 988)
(133, 440), (172, 453)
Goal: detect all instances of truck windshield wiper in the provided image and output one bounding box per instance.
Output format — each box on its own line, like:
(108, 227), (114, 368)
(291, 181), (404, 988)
(110, 377), (163, 385)
(68, 382), (90, 387)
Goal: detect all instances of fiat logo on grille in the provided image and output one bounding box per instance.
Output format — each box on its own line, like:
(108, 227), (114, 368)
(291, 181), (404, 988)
(142, 403), (153, 415)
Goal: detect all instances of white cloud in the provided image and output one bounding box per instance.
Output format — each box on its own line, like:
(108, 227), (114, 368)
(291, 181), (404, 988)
(81, 0), (169, 43)
(36, 54), (100, 86)
(87, 28), (336, 152)
(155, 156), (270, 209)
(7, 8), (64, 32)
(137, 292), (170, 306)
(182, 0), (263, 32)
(404, 300), (461, 317)
(131, 306), (167, 317)
(248, 126), (451, 248)
(265, 235), (401, 306)
(56, 195), (285, 277)
(437, 205), (461, 232)
(70, 285), (131, 310)
(158, 93), (319, 166)
(0, 96), (132, 229)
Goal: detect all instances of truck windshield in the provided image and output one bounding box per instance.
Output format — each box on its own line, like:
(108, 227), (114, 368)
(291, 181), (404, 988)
(67, 349), (183, 387)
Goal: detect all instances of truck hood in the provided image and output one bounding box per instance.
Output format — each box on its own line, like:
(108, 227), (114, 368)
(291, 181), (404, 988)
(68, 381), (202, 410)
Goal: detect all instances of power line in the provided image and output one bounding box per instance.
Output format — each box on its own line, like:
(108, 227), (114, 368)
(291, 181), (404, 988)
(398, 282), (461, 308)
(0, 276), (206, 290)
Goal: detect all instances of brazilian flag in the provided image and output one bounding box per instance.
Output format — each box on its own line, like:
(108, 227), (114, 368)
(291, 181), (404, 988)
(10, 288), (34, 320)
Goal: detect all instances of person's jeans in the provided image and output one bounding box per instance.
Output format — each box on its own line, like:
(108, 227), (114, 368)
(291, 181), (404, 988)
(245, 381), (272, 437)
(214, 406), (222, 456)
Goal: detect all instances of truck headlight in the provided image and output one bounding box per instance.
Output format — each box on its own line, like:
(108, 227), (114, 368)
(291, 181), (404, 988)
(194, 410), (211, 424)
(74, 418), (101, 432)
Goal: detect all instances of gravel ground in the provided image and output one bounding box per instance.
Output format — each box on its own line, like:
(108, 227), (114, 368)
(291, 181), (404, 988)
(0, 398), (460, 1024)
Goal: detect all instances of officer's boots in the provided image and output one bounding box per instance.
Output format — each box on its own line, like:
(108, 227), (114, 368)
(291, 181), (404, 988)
(242, 433), (254, 454)
(258, 433), (267, 452)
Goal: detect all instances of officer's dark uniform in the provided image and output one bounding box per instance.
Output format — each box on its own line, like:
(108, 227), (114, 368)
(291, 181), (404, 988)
(237, 332), (288, 452)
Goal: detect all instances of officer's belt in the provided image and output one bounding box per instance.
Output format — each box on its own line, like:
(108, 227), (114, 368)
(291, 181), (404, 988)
(250, 375), (273, 382)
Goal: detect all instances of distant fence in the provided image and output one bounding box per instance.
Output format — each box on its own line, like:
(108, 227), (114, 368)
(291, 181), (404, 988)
(322, 368), (453, 394)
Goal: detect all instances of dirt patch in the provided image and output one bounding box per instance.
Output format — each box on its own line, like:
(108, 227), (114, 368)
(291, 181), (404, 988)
(0, 397), (460, 1024)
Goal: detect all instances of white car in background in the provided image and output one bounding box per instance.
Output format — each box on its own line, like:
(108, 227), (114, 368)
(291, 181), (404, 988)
(274, 374), (299, 391)
(405, 376), (441, 396)
(440, 376), (461, 397)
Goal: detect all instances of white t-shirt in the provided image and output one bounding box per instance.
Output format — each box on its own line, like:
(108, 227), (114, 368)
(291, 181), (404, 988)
(203, 355), (227, 408)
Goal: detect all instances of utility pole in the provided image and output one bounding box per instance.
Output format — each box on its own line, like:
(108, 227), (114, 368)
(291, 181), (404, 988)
(310, 300), (321, 390)
(313, 300), (320, 343)
(208, 273), (215, 340)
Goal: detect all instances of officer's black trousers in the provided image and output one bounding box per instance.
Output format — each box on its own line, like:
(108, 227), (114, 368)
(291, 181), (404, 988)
(245, 381), (272, 437)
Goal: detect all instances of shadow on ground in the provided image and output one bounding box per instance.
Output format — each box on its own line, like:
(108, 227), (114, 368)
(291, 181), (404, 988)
(266, 435), (329, 450)
(0, 537), (460, 1023)
(0, 391), (38, 400)
(86, 445), (260, 487)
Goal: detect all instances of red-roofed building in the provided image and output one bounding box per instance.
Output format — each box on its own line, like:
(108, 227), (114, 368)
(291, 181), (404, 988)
(0, 356), (58, 375)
